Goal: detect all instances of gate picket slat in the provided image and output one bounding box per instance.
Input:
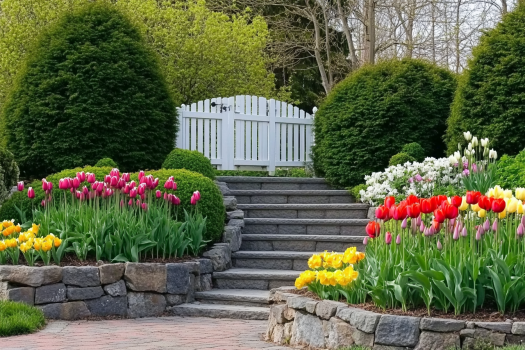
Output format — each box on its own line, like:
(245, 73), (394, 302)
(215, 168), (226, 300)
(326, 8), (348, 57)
(236, 96), (245, 160)
(211, 119), (217, 159)
(300, 110), (306, 162)
(293, 107), (300, 161)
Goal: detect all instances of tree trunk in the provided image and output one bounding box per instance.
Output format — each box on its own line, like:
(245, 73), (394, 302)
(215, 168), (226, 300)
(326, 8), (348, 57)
(337, 0), (358, 69)
(368, 0), (376, 64)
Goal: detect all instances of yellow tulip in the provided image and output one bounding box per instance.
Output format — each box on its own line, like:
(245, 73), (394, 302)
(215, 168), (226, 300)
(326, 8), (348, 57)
(507, 198), (519, 213)
(343, 266), (359, 281)
(516, 188), (525, 201)
(32, 224), (40, 235)
(2, 220), (13, 228)
(494, 185), (504, 199)
(504, 190), (513, 199)
(519, 201), (524, 214)
(499, 211), (506, 219)
(342, 247), (357, 264)
(295, 277), (305, 289)
(33, 238), (43, 251)
(19, 241), (32, 253)
(308, 254), (322, 269)
(471, 204), (481, 212)
(42, 240), (53, 252)
(0, 241), (5, 252)
(459, 197), (469, 211)
(14, 225), (21, 233)
(356, 252), (366, 262)
(53, 238), (62, 248)
(478, 209), (486, 218)
(487, 188), (495, 197)
(324, 254), (343, 269)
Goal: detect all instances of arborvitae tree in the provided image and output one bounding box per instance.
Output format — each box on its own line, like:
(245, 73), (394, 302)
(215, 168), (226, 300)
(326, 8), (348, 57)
(2, 3), (177, 177)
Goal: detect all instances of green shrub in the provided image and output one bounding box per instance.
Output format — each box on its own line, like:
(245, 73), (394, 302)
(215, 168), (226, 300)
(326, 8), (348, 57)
(94, 158), (118, 168)
(389, 152), (416, 166)
(0, 148), (19, 204)
(0, 301), (45, 337)
(274, 168), (312, 178)
(1, 3), (177, 178)
(495, 150), (525, 189)
(350, 184), (367, 202)
(445, 6), (525, 156)
(312, 59), (456, 187)
(1, 167), (225, 243)
(215, 170), (269, 177)
(401, 142), (425, 162)
(162, 149), (215, 180)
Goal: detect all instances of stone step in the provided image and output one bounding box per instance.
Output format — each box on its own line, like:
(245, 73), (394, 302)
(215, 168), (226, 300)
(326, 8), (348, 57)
(216, 176), (334, 191)
(230, 190), (353, 204)
(195, 289), (271, 307)
(167, 303), (269, 320)
(213, 268), (300, 290)
(232, 251), (326, 271)
(241, 234), (365, 252)
(238, 203), (368, 219)
(243, 218), (369, 236)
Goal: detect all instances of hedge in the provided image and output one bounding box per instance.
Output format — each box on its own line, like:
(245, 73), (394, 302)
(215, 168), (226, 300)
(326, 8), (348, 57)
(162, 149), (215, 180)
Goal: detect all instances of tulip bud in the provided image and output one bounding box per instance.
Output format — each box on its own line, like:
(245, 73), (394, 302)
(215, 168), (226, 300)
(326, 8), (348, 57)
(164, 192), (168, 200)
(471, 136), (478, 146)
(419, 222), (425, 233)
(437, 240), (442, 251)
(464, 131), (472, 141)
(492, 219), (498, 232)
(401, 218), (407, 229)
(385, 232), (392, 245)
(483, 219), (490, 232)
(476, 227), (482, 241)
(41, 200), (46, 207)
(518, 224), (525, 237)
(142, 202), (148, 211)
(17, 181), (24, 191)
(27, 187), (35, 199)
(363, 237), (368, 245)
(395, 235), (401, 245)
(461, 227), (468, 237)
(156, 190), (161, 198)
(190, 194), (197, 206)
(104, 175), (111, 183)
(453, 227), (460, 241)
(76, 191), (81, 199)
(128, 199), (133, 207)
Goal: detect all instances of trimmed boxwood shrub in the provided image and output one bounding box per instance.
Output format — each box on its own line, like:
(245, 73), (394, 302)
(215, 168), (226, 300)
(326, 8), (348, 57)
(389, 152), (416, 166)
(401, 142), (425, 162)
(1, 3), (177, 178)
(313, 59), (456, 187)
(162, 149), (215, 180)
(445, 5), (525, 156)
(95, 158), (118, 168)
(0, 167), (225, 243)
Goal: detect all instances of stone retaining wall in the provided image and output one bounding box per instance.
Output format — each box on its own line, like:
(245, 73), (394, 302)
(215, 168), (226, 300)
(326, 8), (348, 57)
(266, 290), (525, 349)
(0, 260), (212, 320)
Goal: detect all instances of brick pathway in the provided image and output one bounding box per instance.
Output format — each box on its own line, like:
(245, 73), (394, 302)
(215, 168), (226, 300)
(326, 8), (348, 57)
(1, 317), (290, 350)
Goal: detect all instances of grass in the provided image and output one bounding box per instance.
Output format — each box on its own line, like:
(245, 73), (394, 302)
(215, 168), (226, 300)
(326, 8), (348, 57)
(0, 301), (46, 337)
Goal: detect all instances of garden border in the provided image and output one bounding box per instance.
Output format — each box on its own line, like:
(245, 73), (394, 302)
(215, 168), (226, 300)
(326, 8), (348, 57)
(266, 288), (525, 349)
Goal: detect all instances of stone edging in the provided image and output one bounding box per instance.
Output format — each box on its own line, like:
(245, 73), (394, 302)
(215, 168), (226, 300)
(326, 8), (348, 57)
(203, 181), (244, 272)
(1, 260), (212, 320)
(266, 289), (525, 349)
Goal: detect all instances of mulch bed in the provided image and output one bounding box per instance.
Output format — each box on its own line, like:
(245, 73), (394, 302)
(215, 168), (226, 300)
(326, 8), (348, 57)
(290, 288), (525, 322)
(8, 254), (199, 267)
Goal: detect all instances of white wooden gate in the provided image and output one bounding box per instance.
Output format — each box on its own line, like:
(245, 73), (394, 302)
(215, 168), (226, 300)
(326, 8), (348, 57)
(175, 95), (315, 171)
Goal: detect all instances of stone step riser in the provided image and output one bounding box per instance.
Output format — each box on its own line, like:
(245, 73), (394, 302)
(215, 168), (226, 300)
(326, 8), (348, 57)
(243, 209), (367, 220)
(233, 258), (308, 271)
(195, 299), (269, 308)
(168, 304), (270, 320)
(214, 278), (295, 290)
(244, 224), (366, 236)
(240, 240), (365, 253)
(226, 183), (333, 191)
(236, 195), (353, 205)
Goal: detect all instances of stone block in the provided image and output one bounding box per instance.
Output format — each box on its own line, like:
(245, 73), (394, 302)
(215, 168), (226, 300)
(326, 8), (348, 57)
(375, 315), (420, 347)
(166, 263), (190, 294)
(198, 274), (213, 292)
(293, 260), (309, 271)
(124, 263), (166, 293)
(349, 310), (381, 333)
(373, 345), (406, 350)
(506, 334), (525, 345)
(127, 292), (166, 318)
(165, 294), (185, 306)
(0, 266), (62, 287)
(287, 296), (311, 310)
(198, 259), (213, 274)
(307, 225), (340, 235)
(223, 226), (242, 252)
(414, 331), (460, 350)
(63, 266), (100, 287)
(475, 321), (512, 333)
(223, 196), (237, 211)
(67, 286), (104, 301)
(269, 280), (294, 289)
(284, 306), (295, 321)
(234, 258), (292, 270)
(278, 225), (306, 235)
(227, 210), (244, 220)
(291, 310), (325, 348)
(273, 240), (315, 251)
(460, 328), (506, 347)
(184, 261), (200, 275)
(240, 241), (273, 251)
(244, 224), (278, 234)
(271, 324), (285, 344)
(305, 300), (318, 314)
(60, 302), (91, 320)
(35, 283), (66, 304)
(353, 327), (375, 347)
(86, 295), (127, 317)
(202, 244), (231, 272)
(186, 275), (195, 303)
(99, 264), (125, 285)
(336, 307), (358, 322)
(420, 317), (465, 332)
(216, 279), (267, 290)
(513, 322), (525, 335)
(316, 301), (347, 320)
(325, 317), (354, 349)
(271, 304), (287, 324)
(228, 219), (244, 228)
(37, 303), (62, 319)
(103, 280), (127, 297)
(6, 287), (34, 306)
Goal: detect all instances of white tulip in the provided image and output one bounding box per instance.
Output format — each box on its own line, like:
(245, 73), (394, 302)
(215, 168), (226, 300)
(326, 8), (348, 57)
(458, 143), (462, 150)
(448, 155), (457, 165)
(464, 131), (472, 141)
(481, 138), (489, 147)
(465, 150), (470, 156)
(471, 136), (478, 146)
(489, 149), (498, 159)
(468, 143), (473, 150)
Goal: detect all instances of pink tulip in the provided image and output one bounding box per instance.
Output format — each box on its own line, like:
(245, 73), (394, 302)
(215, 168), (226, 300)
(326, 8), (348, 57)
(363, 236), (368, 245)
(172, 196), (180, 205)
(117, 178), (126, 189)
(419, 222), (425, 233)
(522, 216), (525, 227)
(164, 192), (168, 200)
(27, 187), (35, 199)
(110, 168), (120, 178)
(76, 171), (86, 182)
(492, 219), (498, 232)
(104, 175), (111, 183)
(167, 193), (174, 202)
(401, 218), (407, 229)
(130, 188), (137, 198)
(48, 182), (53, 191)
(416, 215), (422, 226)
(152, 178), (159, 189)
(194, 191), (201, 201)
(96, 182), (104, 193)
(129, 181), (136, 189)
(59, 178), (71, 190)
(483, 219), (490, 232)
(110, 176), (118, 187)
(142, 202), (148, 211)
(42, 180), (48, 191)
(190, 194), (197, 205)
(82, 186), (89, 196)
(41, 200), (46, 207)
(138, 184), (146, 195)
(518, 224), (524, 237)
(72, 177), (80, 189)
(453, 227), (460, 240)
(122, 173), (130, 182)
(172, 182), (177, 191)
(461, 227), (468, 237)
(145, 175), (153, 188)
(128, 199), (133, 206)
(164, 179), (173, 190)
(156, 190), (161, 198)
(385, 232), (392, 245)
(476, 228), (482, 241)
(124, 184), (130, 194)
(70, 187), (75, 194)
(138, 171), (145, 181)
(76, 191), (81, 199)
(136, 199), (141, 207)
(120, 200), (124, 208)
(437, 240), (442, 250)
(79, 193), (85, 201)
(395, 234), (401, 245)
(140, 194), (145, 200)
(86, 173), (96, 183)
(91, 181), (98, 191)
(17, 181), (24, 191)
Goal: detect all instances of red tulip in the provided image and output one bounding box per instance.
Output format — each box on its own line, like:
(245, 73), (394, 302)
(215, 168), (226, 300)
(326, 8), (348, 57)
(406, 195), (419, 205)
(450, 196), (462, 208)
(365, 221), (381, 239)
(407, 203), (421, 218)
(392, 203), (407, 221)
(492, 198), (506, 213)
(384, 196), (396, 209)
(437, 195), (448, 206)
(421, 199), (433, 214)
(86, 173), (96, 184)
(375, 206), (389, 220)
(478, 196), (492, 211)
(27, 187), (35, 199)
(156, 190), (162, 198)
(433, 208), (445, 223)
(466, 191), (481, 205)
(138, 171), (145, 181)
(17, 181), (24, 192)
(76, 171), (86, 182)
(432, 220), (441, 232)
(444, 204), (459, 219)
(385, 232), (392, 245)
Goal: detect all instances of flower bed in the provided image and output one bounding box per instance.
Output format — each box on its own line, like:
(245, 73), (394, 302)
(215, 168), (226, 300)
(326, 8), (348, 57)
(0, 260), (212, 320)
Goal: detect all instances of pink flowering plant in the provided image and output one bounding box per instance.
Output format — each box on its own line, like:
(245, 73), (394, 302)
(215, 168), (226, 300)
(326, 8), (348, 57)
(18, 169), (207, 263)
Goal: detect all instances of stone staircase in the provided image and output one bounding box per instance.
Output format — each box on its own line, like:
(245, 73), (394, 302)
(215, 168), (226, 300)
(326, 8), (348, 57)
(172, 177), (369, 320)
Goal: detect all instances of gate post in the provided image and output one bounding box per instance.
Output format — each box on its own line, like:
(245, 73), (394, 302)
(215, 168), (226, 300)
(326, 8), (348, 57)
(268, 99), (276, 174)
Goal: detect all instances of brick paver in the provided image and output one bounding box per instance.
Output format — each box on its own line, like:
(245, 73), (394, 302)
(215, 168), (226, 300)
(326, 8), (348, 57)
(1, 317), (290, 350)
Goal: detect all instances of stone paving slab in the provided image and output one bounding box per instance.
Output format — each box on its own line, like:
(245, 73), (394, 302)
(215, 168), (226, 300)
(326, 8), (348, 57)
(1, 317), (291, 350)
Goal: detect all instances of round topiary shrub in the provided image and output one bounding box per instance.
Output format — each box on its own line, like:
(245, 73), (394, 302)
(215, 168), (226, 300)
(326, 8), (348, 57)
(162, 149), (215, 180)
(389, 152), (416, 166)
(95, 158), (118, 168)
(313, 59), (456, 188)
(0, 148), (19, 204)
(445, 6), (525, 156)
(1, 3), (177, 178)
(401, 142), (425, 162)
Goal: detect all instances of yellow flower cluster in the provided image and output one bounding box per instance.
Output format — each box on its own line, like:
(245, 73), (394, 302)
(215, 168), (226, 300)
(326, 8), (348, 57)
(470, 186), (525, 219)
(295, 248), (365, 289)
(0, 222), (61, 254)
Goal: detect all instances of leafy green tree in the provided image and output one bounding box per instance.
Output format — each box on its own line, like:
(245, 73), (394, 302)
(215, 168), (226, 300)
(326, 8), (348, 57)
(2, 3), (177, 177)
(446, 5), (525, 156)
(0, 0), (279, 108)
